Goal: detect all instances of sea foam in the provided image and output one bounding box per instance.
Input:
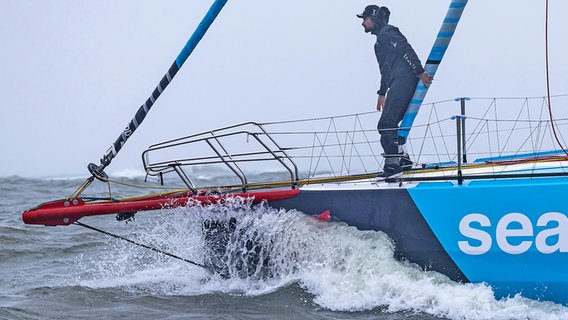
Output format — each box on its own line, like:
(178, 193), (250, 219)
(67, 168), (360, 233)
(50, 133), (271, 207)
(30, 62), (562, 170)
(74, 200), (568, 320)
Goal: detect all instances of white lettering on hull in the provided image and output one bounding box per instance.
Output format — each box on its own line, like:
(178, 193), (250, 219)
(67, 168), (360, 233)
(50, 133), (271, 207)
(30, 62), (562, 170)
(458, 212), (568, 255)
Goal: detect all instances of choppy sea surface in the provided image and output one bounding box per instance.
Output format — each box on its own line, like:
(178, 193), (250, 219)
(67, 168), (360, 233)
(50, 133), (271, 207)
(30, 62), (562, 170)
(2, 174), (568, 320)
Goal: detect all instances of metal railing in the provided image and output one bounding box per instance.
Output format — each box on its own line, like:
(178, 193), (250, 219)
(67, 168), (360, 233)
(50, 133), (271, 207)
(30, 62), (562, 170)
(142, 122), (299, 192)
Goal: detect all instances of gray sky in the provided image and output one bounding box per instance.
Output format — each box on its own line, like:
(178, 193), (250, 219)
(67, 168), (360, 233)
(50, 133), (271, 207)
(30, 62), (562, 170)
(1, 1), (567, 178)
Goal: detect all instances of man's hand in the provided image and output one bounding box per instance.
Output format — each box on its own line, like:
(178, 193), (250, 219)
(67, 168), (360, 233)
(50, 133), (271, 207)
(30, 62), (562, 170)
(377, 95), (386, 111)
(420, 72), (434, 87)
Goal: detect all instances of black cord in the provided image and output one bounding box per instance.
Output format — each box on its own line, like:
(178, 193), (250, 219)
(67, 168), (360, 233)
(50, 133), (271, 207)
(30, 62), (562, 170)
(73, 221), (210, 272)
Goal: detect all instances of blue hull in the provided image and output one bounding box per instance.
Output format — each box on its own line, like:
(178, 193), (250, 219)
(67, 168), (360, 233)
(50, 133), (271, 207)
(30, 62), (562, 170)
(270, 176), (568, 304)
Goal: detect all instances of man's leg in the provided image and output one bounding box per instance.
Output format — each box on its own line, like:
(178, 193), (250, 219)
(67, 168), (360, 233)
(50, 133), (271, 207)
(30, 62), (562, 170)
(378, 109), (404, 175)
(377, 77), (419, 175)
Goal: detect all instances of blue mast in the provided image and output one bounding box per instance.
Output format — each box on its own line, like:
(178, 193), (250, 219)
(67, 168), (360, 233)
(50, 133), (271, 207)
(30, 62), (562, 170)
(397, 0), (468, 144)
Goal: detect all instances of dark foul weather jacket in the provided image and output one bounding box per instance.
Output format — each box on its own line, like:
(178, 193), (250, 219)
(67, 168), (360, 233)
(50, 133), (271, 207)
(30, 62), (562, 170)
(373, 24), (425, 157)
(374, 25), (425, 96)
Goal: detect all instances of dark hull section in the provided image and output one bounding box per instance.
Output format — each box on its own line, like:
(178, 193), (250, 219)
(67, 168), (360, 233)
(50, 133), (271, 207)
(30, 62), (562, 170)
(269, 188), (468, 282)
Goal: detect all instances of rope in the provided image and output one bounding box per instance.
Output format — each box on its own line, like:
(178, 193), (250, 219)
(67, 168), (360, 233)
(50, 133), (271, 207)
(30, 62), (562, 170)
(105, 178), (188, 191)
(68, 174), (190, 204)
(67, 176), (95, 200)
(544, 0), (568, 156)
(73, 221), (210, 272)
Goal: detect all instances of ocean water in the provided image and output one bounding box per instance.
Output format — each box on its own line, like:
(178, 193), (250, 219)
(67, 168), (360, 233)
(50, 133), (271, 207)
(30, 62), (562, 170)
(2, 175), (568, 320)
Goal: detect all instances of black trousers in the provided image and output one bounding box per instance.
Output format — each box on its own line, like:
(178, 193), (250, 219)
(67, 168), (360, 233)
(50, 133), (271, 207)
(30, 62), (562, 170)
(377, 76), (419, 157)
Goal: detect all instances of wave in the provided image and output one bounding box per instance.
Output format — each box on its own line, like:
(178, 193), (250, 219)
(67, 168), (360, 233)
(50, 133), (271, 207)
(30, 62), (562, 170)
(66, 200), (568, 320)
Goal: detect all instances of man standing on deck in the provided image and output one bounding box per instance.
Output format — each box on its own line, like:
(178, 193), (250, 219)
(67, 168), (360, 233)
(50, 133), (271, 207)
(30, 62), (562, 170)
(358, 5), (433, 178)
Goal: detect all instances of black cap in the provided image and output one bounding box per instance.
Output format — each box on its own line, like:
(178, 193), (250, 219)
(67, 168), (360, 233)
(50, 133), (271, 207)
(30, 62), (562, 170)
(356, 5), (390, 20)
(356, 5), (380, 18)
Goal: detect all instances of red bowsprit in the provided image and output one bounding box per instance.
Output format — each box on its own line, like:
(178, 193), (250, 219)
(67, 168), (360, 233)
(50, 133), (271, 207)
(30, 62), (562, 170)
(22, 189), (300, 226)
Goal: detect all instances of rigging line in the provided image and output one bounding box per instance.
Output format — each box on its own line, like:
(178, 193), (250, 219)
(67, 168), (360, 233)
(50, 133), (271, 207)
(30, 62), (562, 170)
(307, 132), (317, 178)
(73, 221), (211, 272)
(545, 0), (568, 156)
(493, 99), (502, 156)
(67, 176), (95, 200)
(329, 118), (347, 174)
(465, 116), (568, 123)
(355, 115), (382, 164)
(469, 93), (568, 100)
(106, 180), (113, 201)
(316, 121), (336, 176)
(258, 100), (458, 127)
(433, 103), (452, 163)
(350, 116), (373, 173)
(260, 111), (378, 126)
(414, 103), (438, 165)
(105, 178), (188, 191)
(500, 98), (530, 155)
